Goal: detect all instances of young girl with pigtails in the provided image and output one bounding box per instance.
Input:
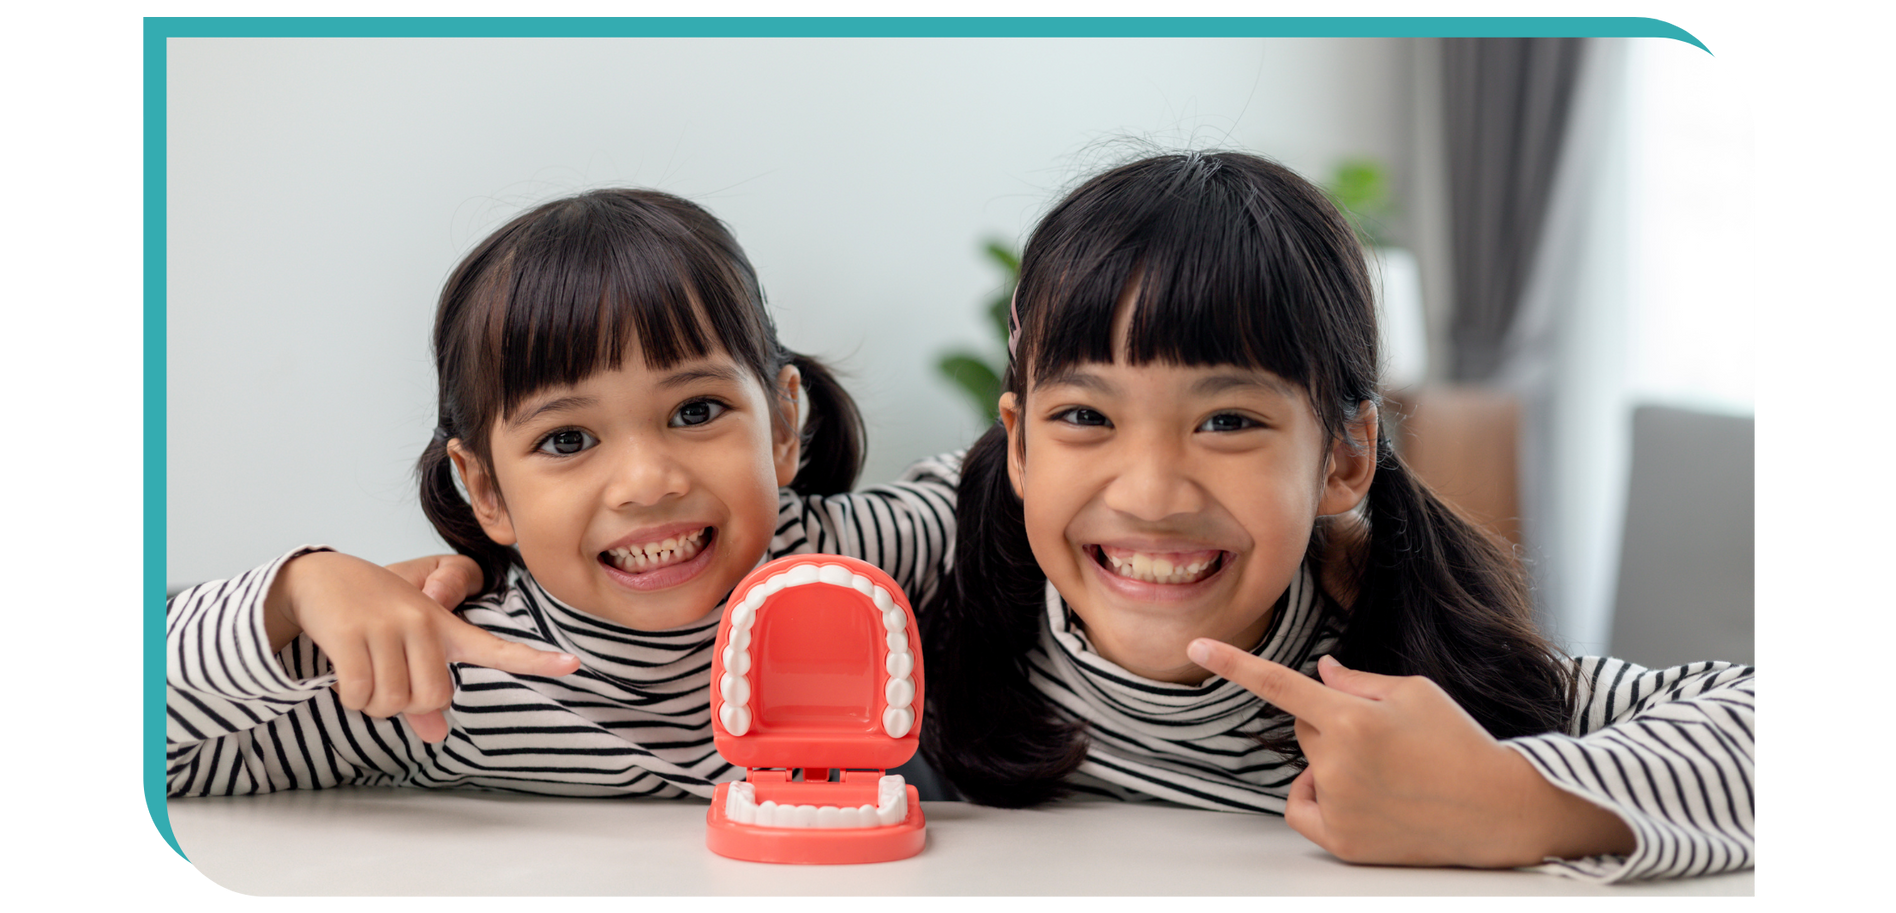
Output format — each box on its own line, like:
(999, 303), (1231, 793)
(166, 188), (957, 798)
(917, 151), (1754, 882)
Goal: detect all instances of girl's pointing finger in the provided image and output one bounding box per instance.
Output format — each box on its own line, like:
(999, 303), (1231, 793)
(441, 619), (581, 678)
(1187, 638), (1342, 721)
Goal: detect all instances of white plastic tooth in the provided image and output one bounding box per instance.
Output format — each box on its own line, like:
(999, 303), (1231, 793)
(741, 586), (768, 613)
(883, 706), (913, 738)
(794, 805), (818, 828)
(719, 673), (749, 705)
(730, 627), (751, 651)
(816, 805), (842, 829)
(876, 776), (907, 826)
(731, 601), (756, 630)
(757, 800), (777, 827)
(857, 804), (876, 826)
(850, 575), (874, 598)
(785, 564), (820, 587)
(720, 703), (750, 736)
(872, 587), (894, 613)
(886, 630), (909, 653)
(728, 782), (756, 824)
(885, 651), (914, 678)
(885, 677), (914, 707)
(721, 644), (749, 675)
(817, 564), (853, 587)
(882, 608), (907, 631)
(836, 806), (862, 829)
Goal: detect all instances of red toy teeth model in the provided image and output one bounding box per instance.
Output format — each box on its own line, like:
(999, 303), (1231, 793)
(705, 555), (927, 864)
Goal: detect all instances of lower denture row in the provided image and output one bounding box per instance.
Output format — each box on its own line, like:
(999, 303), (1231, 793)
(724, 776), (908, 829)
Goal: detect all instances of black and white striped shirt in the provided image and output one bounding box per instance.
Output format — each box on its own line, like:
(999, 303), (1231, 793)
(1029, 563), (1755, 883)
(166, 454), (959, 800)
(170, 452), (1751, 882)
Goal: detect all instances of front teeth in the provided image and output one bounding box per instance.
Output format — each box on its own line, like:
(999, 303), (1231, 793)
(723, 776), (909, 828)
(1102, 549), (1219, 585)
(718, 564), (915, 740)
(606, 527), (709, 572)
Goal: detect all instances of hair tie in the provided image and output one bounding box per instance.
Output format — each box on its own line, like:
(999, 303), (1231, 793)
(432, 425), (453, 446)
(1006, 287), (1020, 359)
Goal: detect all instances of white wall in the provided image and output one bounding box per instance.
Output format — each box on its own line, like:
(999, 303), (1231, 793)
(166, 36), (1414, 586)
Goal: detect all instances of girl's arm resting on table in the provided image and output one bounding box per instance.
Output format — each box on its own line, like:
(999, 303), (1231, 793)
(166, 547), (579, 797)
(1188, 642), (1632, 870)
(1190, 640), (1752, 882)
(1501, 657), (1756, 882)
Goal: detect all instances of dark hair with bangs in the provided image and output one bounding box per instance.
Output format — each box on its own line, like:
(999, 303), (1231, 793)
(417, 188), (864, 591)
(920, 151), (1573, 808)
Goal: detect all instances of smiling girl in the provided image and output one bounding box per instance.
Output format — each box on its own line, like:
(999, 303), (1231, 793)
(167, 189), (956, 797)
(920, 152), (1753, 882)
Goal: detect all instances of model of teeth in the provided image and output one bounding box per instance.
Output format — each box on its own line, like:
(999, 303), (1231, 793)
(716, 563), (916, 740)
(605, 527), (709, 572)
(721, 776), (910, 829)
(1101, 548), (1221, 585)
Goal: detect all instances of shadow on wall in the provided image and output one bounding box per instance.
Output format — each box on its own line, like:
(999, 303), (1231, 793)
(1608, 405), (1755, 668)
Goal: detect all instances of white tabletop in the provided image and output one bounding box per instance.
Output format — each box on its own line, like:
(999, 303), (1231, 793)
(168, 788), (1752, 896)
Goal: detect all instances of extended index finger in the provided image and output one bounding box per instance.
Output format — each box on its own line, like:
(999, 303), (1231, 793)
(1187, 638), (1349, 721)
(441, 616), (582, 678)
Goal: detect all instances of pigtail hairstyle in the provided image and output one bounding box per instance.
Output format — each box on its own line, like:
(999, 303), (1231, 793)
(1339, 428), (1572, 739)
(416, 189), (863, 594)
(784, 352), (865, 497)
(922, 151), (1572, 806)
(919, 421), (1089, 807)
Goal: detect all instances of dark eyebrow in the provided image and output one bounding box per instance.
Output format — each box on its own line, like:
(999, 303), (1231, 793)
(1192, 371), (1297, 398)
(1032, 367), (1116, 394)
(657, 364), (745, 390)
(507, 395), (597, 429)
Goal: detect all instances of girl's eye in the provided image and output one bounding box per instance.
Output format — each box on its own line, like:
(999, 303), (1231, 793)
(1054, 408), (1111, 428)
(536, 429), (597, 456)
(671, 399), (729, 428)
(1198, 413), (1259, 433)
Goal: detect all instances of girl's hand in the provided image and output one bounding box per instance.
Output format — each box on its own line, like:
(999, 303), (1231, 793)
(264, 551), (581, 745)
(379, 553), (486, 740)
(1187, 639), (1634, 868)
(383, 553), (485, 612)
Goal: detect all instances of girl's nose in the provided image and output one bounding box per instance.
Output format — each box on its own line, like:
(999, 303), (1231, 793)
(603, 440), (690, 508)
(1100, 438), (1205, 522)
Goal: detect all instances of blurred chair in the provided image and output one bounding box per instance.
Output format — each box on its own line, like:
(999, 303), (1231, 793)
(1388, 385), (1523, 548)
(1607, 405), (1754, 667)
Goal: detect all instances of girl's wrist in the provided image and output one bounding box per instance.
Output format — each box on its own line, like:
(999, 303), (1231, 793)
(263, 550), (332, 652)
(1498, 746), (1637, 864)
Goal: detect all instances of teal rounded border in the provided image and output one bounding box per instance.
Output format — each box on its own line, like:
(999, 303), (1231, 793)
(143, 15), (1709, 862)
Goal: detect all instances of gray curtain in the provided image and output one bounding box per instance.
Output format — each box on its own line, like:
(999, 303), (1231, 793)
(1443, 37), (1587, 381)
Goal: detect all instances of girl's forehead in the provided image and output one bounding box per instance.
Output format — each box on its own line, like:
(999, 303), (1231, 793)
(1030, 358), (1301, 397)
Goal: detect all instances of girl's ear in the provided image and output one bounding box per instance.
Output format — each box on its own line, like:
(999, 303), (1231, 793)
(448, 439), (517, 546)
(772, 364), (803, 488)
(1318, 402), (1379, 517)
(998, 391), (1026, 499)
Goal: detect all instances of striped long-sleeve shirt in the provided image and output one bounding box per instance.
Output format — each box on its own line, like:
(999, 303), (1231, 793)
(1031, 564), (1755, 883)
(169, 451), (1750, 882)
(166, 454), (959, 799)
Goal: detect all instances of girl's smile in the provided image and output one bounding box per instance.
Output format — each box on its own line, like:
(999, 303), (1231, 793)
(451, 350), (799, 631)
